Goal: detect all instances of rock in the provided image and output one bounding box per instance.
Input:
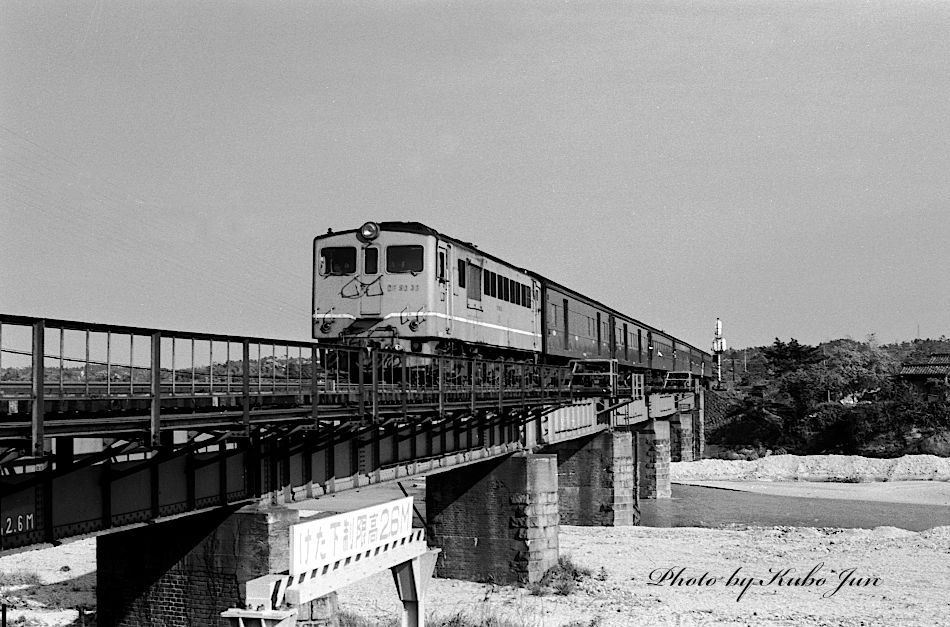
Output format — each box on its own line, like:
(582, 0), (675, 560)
(918, 433), (950, 457)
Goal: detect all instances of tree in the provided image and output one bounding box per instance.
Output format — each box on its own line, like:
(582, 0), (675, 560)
(762, 338), (822, 376)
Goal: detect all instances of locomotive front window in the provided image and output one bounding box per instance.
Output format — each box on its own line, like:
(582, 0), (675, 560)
(387, 245), (424, 273)
(320, 247), (357, 275)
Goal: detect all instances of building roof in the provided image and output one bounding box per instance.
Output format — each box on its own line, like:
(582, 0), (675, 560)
(899, 353), (950, 377)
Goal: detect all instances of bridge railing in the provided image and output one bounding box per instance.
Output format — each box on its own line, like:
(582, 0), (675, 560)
(0, 315), (317, 400)
(0, 315), (577, 453)
(356, 353), (573, 414)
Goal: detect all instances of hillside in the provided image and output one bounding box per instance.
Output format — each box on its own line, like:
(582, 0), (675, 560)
(706, 337), (950, 458)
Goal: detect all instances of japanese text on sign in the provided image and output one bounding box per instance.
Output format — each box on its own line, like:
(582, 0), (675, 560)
(290, 497), (414, 576)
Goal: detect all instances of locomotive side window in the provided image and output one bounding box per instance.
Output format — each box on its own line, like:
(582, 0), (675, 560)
(478, 270), (532, 307)
(386, 245), (424, 273)
(320, 247), (357, 275)
(437, 251), (446, 281)
(364, 248), (379, 274)
(562, 299), (569, 349)
(467, 264), (482, 300)
(457, 259), (466, 287)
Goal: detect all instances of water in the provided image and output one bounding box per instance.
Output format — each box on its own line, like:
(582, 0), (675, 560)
(638, 484), (950, 531)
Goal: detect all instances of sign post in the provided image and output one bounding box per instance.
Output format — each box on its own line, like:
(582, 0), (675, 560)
(222, 497), (438, 627)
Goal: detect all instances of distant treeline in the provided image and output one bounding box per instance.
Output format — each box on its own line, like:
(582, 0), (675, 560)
(708, 336), (950, 458)
(0, 355), (312, 383)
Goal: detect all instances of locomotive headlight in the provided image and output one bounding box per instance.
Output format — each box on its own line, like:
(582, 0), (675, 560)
(357, 221), (380, 242)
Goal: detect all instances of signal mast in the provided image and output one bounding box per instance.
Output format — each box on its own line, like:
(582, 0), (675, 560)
(711, 318), (727, 388)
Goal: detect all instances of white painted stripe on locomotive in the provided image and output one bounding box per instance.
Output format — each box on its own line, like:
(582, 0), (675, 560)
(313, 311), (540, 338)
(385, 312), (541, 338)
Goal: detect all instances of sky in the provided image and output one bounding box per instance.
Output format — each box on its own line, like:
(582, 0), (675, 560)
(1, 0), (948, 350)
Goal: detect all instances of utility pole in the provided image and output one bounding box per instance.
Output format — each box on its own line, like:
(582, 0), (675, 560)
(712, 318), (727, 389)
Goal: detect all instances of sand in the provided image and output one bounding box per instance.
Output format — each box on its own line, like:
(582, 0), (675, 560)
(670, 454), (950, 483)
(338, 524), (950, 627)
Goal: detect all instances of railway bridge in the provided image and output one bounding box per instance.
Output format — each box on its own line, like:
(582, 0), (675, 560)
(0, 314), (704, 626)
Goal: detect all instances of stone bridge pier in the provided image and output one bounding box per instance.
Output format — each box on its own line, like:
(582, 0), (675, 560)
(426, 453), (560, 584)
(669, 411), (694, 463)
(547, 431), (636, 526)
(634, 419), (672, 499)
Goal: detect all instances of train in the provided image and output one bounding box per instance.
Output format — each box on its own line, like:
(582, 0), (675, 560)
(312, 221), (709, 383)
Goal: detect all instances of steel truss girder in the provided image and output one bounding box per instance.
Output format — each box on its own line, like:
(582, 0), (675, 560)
(0, 396), (574, 551)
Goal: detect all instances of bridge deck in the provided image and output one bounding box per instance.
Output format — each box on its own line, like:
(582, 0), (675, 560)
(0, 314), (690, 551)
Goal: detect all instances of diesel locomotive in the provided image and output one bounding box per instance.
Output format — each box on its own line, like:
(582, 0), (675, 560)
(312, 221), (709, 380)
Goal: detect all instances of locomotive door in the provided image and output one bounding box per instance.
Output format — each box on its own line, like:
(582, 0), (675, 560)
(438, 243), (452, 336)
(608, 314), (616, 359)
(359, 246), (382, 316)
(531, 279), (541, 351)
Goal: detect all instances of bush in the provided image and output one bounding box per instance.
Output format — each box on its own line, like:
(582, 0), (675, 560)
(429, 611), (533, 627)
(0, 571), (42, 587)
(529, 554), (593, 597)
(706, 403), (784, 448)
(553, 578), (576, 595)
(338, 612), (398, 627)
(527, 581), (545, 596)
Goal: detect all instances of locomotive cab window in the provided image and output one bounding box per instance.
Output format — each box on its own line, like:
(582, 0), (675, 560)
(320, 246), (357, 275)
(457, 259), (466, 287)
(386, 245), (424, 273)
